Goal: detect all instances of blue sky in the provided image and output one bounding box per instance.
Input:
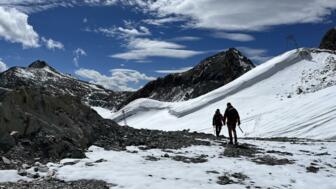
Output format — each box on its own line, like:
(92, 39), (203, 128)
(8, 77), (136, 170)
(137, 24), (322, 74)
(0, 0), (335, 91)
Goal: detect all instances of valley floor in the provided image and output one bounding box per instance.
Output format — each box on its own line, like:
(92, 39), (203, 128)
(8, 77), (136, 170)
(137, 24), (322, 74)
(0, 137), (335, 189)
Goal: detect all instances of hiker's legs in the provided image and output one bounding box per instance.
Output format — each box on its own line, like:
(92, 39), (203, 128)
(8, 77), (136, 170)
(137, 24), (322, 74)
(232, 126), (238, 144)
(219, 126), (222, 136)
(216, 126), (222, 137)
(215, 126), (219, 137)
(227, 125), (233, 144)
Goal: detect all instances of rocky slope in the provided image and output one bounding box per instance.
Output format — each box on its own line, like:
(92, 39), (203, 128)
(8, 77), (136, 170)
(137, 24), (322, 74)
(0, 60), (132, 110)
(120, 48), (254, 108)
(320, 27), (336, 51)
(0, 87), (210, 170)
(0, 87), (112, 163)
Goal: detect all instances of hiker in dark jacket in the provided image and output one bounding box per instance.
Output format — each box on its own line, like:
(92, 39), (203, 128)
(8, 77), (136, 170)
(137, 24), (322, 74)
(212, 109), (223, 138)
(223, 103), (241, 145)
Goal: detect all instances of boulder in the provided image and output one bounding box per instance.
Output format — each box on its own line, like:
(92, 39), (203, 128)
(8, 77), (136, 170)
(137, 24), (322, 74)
(0, 133), (15, 151)
(0, 87), (116, 161)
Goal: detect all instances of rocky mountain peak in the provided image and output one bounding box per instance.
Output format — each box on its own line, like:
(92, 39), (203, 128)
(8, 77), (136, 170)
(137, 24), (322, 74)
(196, 48), (254, 71)
(0, 61), (133, 110)
(28, 60), (50, 69)
(27, 60), (60, 74)
(227, 47), (240, 53)
(119, 48), (255, 108)
(320, 28), (336, 51)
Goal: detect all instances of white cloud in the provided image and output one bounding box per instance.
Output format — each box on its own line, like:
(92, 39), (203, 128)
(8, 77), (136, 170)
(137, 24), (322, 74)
(237, 47), (272, 63)
(213, 32), (255, 42)
(89, 20), (203, 61)
(83, 17), (88, 23)
(130, 0), (336, 31)
(0, 1), (65, 13)
(41, 37), (64, 50)
(0, 58), (7, 72)
(110, 38), (203, 60)
(75, 68), (155, 91)
(73, 48), (87, 67)
(90, 25), (151, 38)
(156, 66), (193, 74)
(171, 36), (201, 42)
(4, 0), (336, 32)
(84, 0), (118, 6)
(143, 16), (186, 26)
(0, 7), (39, 48)
(0, 0), (119, 13)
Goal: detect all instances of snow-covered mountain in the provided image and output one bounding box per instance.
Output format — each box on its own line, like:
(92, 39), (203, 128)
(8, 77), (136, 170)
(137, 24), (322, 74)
(0, 60), (132, 110)
(109, 48), (336, 139)
(1, 49), (336, 189)
(119, 48), (254, 108)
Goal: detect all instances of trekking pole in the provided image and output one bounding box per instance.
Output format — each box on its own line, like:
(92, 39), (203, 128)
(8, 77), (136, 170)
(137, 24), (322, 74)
(238, 125), (244, 133)
(122, 110), (127, 126)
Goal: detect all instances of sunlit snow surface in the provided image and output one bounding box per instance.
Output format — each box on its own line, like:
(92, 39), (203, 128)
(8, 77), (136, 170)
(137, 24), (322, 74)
(46, 140), (336, 188)
(107, 49), (336, 140)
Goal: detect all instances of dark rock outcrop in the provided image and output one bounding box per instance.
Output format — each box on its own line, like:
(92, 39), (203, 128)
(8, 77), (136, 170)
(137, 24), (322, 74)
(120, 48), (254, 107)
(0, 87), (111, 162)
(0, 179), (111, 189)
(0, 87), (212, 168)
(0, 60), (132, 110)
(320, 28), (336, 50)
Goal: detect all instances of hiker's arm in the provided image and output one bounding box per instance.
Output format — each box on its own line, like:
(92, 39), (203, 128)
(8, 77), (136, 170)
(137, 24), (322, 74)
(223, 110), (227, 125)
(237, 111), (241, 125)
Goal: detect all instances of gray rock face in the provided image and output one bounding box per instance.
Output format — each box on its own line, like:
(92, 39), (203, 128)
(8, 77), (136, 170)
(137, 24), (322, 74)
(0, 87), (111, 161)
(320, 28), (336, 50)
(0, 179), (111, 189)
(120, 48), (254, 108)
(0, 60), (132, 110)
(0, 87), (213, 167)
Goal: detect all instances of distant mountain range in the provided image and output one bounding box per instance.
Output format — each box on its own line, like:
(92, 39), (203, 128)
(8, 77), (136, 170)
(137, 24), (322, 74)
(0, 48), (255, 111)
(2, 25), (335, 112)
(0, 60), (132, 110)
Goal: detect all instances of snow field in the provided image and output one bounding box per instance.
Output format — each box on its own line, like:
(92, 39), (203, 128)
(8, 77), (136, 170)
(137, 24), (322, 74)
(46, 140), (336, 189)
(105, 49), (336, 139)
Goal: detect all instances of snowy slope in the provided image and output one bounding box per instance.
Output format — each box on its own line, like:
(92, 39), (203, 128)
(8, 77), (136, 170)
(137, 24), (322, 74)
(2, 139), (336, 189)
(106, 48), (336, 140)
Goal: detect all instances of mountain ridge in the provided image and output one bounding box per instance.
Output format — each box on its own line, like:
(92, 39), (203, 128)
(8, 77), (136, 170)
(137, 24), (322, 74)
(0, 49), (255, 111)
(0, 60), (132, 110)
(119, 48), (255, 108)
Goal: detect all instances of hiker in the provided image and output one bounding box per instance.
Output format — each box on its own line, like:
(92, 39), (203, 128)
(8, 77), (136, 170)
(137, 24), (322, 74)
(223, 103), (241, 145)
(212, 109), (223, 138)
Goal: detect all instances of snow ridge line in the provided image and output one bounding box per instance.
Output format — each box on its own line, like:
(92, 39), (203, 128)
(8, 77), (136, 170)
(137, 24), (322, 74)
(169, 50), (304, 118)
